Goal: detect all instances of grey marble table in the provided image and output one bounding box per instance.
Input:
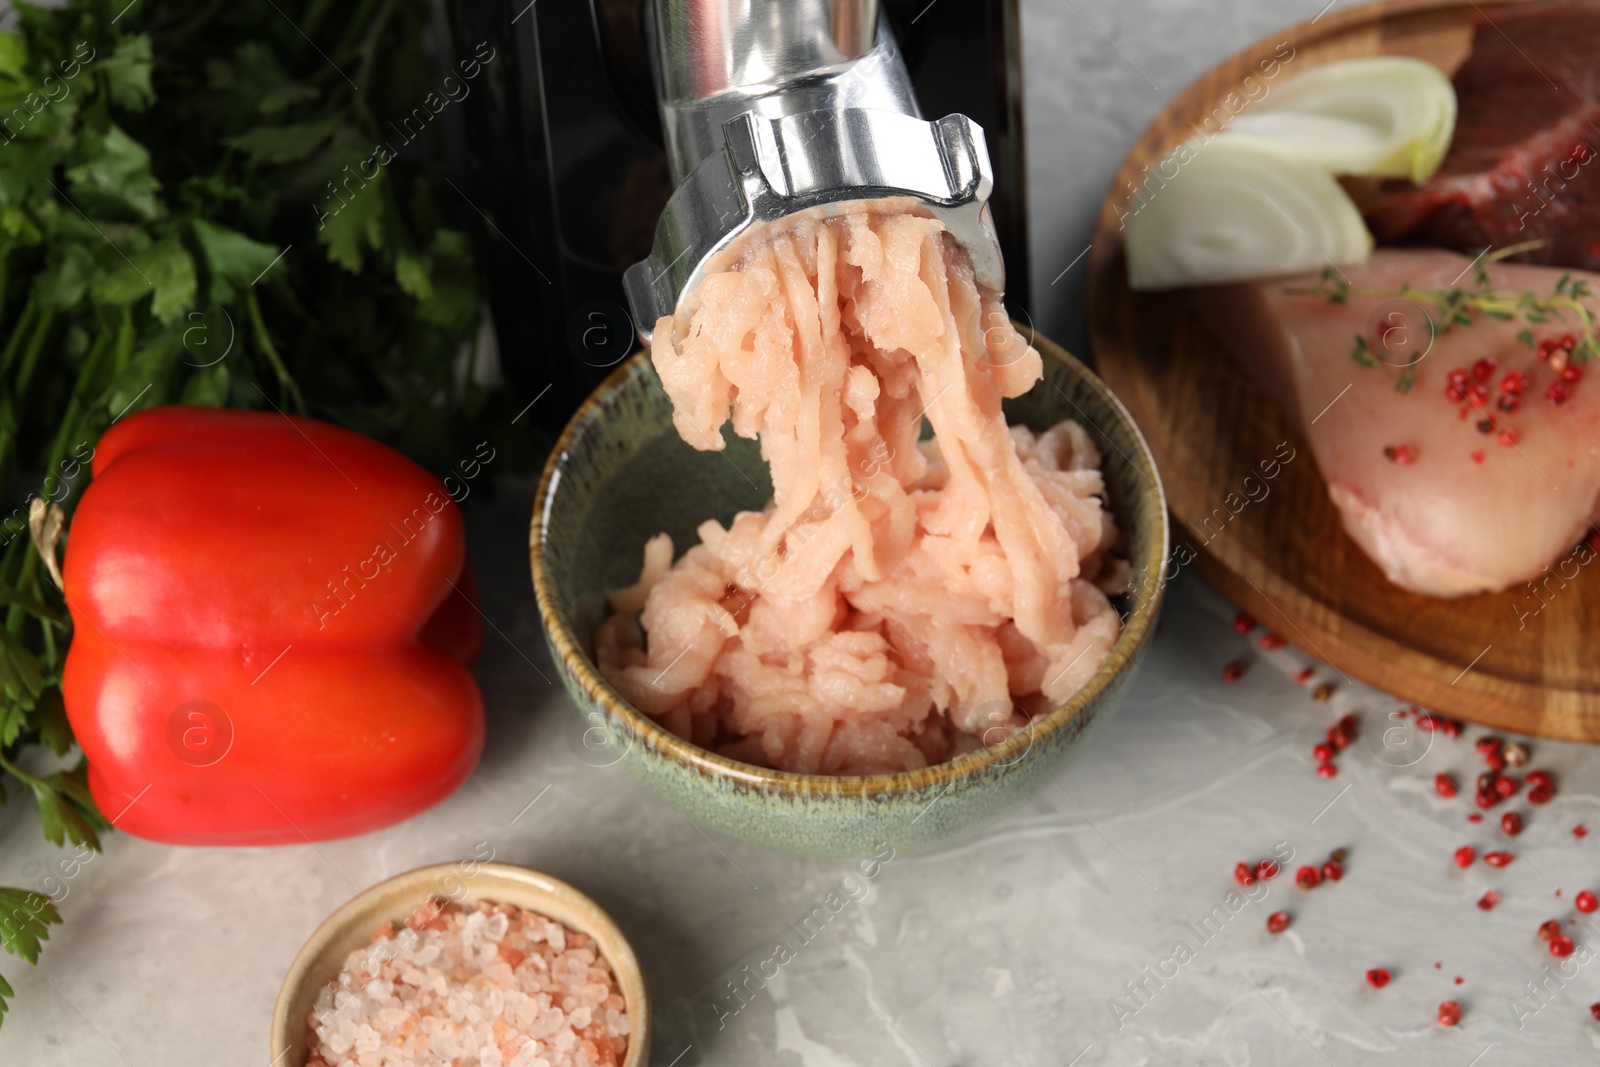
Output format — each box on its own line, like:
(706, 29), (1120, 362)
(9, 3), (1600, 1066)
(6, 476), (1600, 1067)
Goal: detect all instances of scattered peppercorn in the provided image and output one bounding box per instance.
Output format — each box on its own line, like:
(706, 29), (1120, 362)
(1435, 773), (1458, 799)
(1438, 1000), (1461, 1026)
(1484, 851), (1515, 867)
(1296, 865), (1321, 889)
(1233, 611), (1255, 634)
(1551, 935), (1576, 958)
(1234, 862), (1257, 887)
(1311, 683), (1334, 703)
(1577, 890), (1598, 914)
(1316, 762), (1338, 779)
(1502, 812), (1524, 836)
(1366, 968), (1391, 989)
(1540, 919), (1562, 941)
(1454, 846), (1476, 868)
(1222, 661), (1246, 682)
(1256, 860), (1280, 881)
(1321, 861), (1343, 882)
(1259, 633), (1286, 650)
(1266, 911), (1290, 934)
(1313, 742), (1334, 762)
(1478, 890), (1499, 910)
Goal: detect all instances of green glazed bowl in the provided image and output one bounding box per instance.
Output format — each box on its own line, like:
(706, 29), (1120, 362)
(530, 328), (1168, 857)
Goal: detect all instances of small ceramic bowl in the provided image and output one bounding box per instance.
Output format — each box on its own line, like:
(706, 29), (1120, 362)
(530, 328), (1168, 857)
(270, 862), (650, 1067)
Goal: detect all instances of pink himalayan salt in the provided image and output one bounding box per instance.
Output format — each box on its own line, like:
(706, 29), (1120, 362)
(305, 898), (629, 1067)
(596, 208), (1126, 775)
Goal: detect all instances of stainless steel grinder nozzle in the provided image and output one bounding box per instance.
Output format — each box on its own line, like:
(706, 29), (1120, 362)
(624, 0), (1005, 343)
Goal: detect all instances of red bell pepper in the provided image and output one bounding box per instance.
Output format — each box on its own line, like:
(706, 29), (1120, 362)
(61, 407), (485, 845)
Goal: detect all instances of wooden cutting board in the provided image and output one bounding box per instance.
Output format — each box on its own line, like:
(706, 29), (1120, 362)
(1084, 0), (1600, 741)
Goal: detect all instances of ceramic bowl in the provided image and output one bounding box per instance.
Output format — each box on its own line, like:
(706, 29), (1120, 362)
(270, 862), (650, 1067)
(530, 328), (1168, 857)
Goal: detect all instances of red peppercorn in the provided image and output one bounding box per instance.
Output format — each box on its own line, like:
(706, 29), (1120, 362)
(1438, 1000), (1462, 1026)
(1322, 861), (1343, 882)
(1446, 383), (1467, 401)
(1478, 890), (1499, 910)
(1435, 773), (1458, 798)
(1256, 860), (1279, 881)
(1366, 968), (1391, 988)
(1497, 394), (1519, 414)
(1384, 444), (1416, 465)
(1316, 762), (1338, 779)
(1259, 633), (1286, 650)
(1526, 770), (1553, 789)
(1577, 890), (1598, 914)
(1551, 935), (1576, 958)
(1591, 1002), (1600, 1021)
(1443, 718), (1463, 739)
(1562, 364), (1582, 383)
(1266, 910), (1290, 933)
(1296, 865), (1321, 889)
(1477, 737), (1502, 756)
(1470, 449), (1486, 464)
(1312, 742), (1334, 762)
(1495, 775), (1518, 799)
(1454, 845), (1476, 867)
(1235, 862), (1257, 887)
(1576, 824), (1589, 840)
(1530, 784), (1554, 805)
(1472, 358), (1497, 383)
(1499, 428), (1519, 447)
(1502, 812), (1524, 835)
(1500, 370), (1529, 394)
(1233, 611), (1255, 634)
(1469, 385), (1489, 407)
(1222, 661), (1246, 682)
(1548, 381), (1572, 405)
(1485, 752), (1506, 773)
(1561, 333), (1578, 349)
(1484, 851), (1515, 867)
(1468, 813), (1483, 823)
(1328, 723), (1353, 750)
(1475, 788), (1498, 809)
(1294, 666), (1314, 684)
(1540, 919), (1562, 940)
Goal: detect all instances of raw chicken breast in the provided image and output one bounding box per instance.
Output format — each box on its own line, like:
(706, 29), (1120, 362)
(1204, 248), (1600, 597)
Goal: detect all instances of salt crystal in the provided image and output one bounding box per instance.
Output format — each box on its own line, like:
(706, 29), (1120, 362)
(303, 897), (629, 1067)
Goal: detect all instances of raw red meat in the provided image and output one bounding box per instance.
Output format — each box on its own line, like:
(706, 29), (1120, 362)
(1364, 3), (1600, 271)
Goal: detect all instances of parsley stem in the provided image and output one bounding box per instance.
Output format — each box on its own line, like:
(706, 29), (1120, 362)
(245, 289), (307, 414)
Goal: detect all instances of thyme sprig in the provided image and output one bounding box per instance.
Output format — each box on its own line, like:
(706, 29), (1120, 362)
(1293, 242), (1598, 393)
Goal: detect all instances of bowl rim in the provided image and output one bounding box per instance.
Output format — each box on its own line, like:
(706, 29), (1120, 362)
(269, 861), (650, 1067)
(530, 326), (1169, 796)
